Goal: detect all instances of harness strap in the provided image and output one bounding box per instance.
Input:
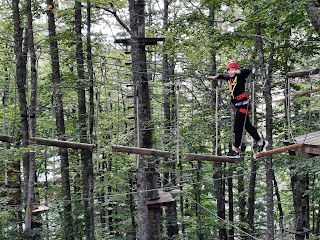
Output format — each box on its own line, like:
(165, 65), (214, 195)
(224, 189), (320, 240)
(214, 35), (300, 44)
(239, 108), (249, 114)
(234, 92), (248, 100)
(228, 76), (237, 98)
(235, 100), (249, 107)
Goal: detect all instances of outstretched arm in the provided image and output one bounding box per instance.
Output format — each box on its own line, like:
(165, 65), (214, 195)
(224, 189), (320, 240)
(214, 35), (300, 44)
(207, 74), (228, 80)
(207, 75), (218, 80)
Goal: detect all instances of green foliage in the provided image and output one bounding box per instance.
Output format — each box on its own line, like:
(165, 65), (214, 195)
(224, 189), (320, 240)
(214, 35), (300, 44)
(0, 0), (319, 238)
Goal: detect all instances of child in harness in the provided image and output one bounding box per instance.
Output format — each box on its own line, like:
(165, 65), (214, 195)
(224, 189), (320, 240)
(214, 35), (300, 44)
(208, 61), (268, 158)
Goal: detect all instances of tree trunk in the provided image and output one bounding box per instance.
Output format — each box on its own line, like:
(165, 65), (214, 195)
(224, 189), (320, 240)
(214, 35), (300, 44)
(12, 0), (27, 235)
(195, 162), (203, 240)
(302, 174), (310, 239)
(86, 1), (95, 138)
(208, 6), (227, 240)
(213, 164), (227, 240)
(24, 152), (36, 235)
(228, 165), (234, 240)
(305, 1), (320, 35)
(129, 170), (137, 239)
(85, 2), (96, 238)
(25, 0), (38, 235)
(253, 4), (275, 239)
(128, 1), (161, 239)
(264, 40), (275, 240)
(291, 171), (305, 240)
(74, 1), (95, 239)
(273, 170), (284, 235)
(291, 169), (310, 240)
(46, 1), (74, 239)
(162, 0), (178, 238)
(237, 167), (246, 232)
(246, 158), (257, 235)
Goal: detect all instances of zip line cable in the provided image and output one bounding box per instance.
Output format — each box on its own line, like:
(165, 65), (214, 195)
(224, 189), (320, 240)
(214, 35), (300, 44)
(188, 197), (261, 240)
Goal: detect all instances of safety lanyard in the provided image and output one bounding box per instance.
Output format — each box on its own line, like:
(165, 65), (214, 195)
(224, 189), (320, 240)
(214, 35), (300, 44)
(228, 76), (237, 98)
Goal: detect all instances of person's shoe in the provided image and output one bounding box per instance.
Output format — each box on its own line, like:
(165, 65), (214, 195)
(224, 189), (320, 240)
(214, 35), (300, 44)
(258, 140), (268, 152)
(227, 149), (240, 158)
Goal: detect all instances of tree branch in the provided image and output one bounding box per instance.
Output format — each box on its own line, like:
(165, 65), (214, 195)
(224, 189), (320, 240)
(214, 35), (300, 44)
(95, 5), (131, 35)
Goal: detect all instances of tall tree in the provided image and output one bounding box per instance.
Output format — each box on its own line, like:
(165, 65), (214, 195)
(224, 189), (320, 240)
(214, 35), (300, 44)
(85, 2), (96, 238)
(162, 0), (179, 237)
(12, 0), (28, 236)
(74, 1), (95, 239)
(128, 0), (161, 239)
(253, 4), (275, 239)
(25, 0), (38, 235)
(46, 1), (74, 239)
(208, 4), (227, 239)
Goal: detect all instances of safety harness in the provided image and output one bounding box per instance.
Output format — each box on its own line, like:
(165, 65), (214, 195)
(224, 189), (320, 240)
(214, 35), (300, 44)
(228, 76), (237, 98)
(228, 76), (250, 114)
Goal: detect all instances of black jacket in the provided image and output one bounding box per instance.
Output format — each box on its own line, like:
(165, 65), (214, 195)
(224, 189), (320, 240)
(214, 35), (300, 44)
(217, 69), (251, 104)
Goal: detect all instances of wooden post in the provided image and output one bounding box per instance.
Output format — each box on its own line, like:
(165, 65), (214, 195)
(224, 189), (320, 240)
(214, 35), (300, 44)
(111, 145), (171, 157)
(254, 144), (303, 159)
(185, 153), (240, 163)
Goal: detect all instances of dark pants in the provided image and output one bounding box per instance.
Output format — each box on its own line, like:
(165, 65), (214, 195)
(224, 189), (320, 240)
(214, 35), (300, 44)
(234, 106), (261, 148)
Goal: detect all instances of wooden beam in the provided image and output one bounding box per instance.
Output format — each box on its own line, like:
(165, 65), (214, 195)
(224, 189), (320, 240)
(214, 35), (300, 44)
(272, 88), (320, 103)
(112, 145), (171, 157)
(287, 68), (319, 78)
(0, 134), (96, 151)
(254, 144), (303, 159)
(29, 137), (96, 151)
(0, 134), (15, 143)
(185, 153), (240, 163)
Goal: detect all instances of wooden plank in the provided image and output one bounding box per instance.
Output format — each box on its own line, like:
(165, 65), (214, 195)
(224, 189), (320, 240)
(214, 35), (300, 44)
(272, 88), (320, 103)
(29, 137), (96, 151)
(0, 134), (96, 151)
(0, 134), (15, 143)
(185, 153), (240, 163)
(254, 144), (303, 159)
(287, 68), (319, 78)
(112, 145), (171, 157)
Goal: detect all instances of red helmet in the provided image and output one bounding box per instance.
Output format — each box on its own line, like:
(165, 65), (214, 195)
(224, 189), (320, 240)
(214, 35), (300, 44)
(227, 62), (239, 70)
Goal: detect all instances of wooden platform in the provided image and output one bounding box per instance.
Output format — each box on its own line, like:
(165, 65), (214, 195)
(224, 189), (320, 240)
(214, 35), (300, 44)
(284, 131), (320, 159)
(32, 205), (49, 214)
(146, 191), (175, 207)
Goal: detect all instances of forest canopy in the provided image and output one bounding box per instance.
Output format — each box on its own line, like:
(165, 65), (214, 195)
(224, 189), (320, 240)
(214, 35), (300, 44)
(0, 0), (319, 239)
